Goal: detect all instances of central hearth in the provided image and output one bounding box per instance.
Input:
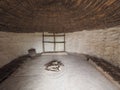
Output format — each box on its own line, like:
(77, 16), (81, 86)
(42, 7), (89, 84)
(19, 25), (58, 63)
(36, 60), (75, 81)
(45, 60), (64, 72)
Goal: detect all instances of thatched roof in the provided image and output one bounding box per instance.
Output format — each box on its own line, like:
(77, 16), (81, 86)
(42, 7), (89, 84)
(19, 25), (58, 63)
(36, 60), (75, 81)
(0, 0), (120, 33)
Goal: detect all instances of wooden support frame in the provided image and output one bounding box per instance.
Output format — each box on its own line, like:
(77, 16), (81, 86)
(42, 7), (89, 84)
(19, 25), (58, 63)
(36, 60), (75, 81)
(42, 32), (65, 53)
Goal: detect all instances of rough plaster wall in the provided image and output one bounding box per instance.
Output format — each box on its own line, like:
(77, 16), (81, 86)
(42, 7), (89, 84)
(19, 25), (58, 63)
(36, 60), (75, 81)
(0, 27), (120, 68)
(66, 27), (120, 67)
(0, 32), (43, 67)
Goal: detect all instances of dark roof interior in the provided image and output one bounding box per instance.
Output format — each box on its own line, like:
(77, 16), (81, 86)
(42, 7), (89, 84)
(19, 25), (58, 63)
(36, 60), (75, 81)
(0, 0), (120, 33)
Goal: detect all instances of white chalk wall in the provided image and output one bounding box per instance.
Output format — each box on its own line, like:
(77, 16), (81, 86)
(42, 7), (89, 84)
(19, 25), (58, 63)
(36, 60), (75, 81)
(0, 27), (120, 68)
(66, 27), (120, 67)
(0, 32), (43, 67)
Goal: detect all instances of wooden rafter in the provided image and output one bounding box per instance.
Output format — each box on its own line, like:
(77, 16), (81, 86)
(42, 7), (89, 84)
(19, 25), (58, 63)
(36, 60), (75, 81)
(0, 0), (120, 33)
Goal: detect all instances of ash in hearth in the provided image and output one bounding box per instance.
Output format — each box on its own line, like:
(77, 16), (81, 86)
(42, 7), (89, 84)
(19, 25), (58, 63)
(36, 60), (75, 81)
(45, 60), (64, 72)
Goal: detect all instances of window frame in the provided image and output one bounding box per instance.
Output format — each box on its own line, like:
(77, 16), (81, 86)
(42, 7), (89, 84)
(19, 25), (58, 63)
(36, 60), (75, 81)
(42, 32), (65, 53)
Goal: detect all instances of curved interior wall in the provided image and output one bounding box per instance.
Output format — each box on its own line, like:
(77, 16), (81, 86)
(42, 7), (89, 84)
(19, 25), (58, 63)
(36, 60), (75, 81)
(0, 32), (43, 67)
(66, 27), (120, 67)
(0, 27), (120, 68)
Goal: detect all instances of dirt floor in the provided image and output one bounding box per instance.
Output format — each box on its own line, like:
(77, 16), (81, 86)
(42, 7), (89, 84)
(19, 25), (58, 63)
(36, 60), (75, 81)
(0, 54), (119, 90)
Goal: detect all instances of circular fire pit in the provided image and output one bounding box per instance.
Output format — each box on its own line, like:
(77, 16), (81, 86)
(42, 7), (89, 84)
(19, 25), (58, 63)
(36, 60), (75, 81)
(45, 60), (64, 72)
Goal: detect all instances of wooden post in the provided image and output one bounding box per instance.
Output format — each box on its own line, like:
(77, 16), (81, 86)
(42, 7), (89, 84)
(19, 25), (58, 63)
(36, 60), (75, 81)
(54, 33), (56, 52)
(42, 32), (45, 52)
